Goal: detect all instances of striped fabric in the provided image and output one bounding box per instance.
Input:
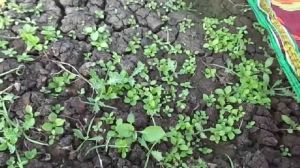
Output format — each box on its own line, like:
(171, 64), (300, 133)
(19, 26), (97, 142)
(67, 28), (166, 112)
(248, 0), (300, 100)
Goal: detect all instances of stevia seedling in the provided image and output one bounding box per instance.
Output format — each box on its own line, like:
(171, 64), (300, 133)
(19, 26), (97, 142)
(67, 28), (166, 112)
(144, 43), (159, 58)
(280, 145), (292, 157)
(281, 115), (300, 133)
(126, 36), (141, 54)
(84, 25), (111, 51)
(47, 72), (76, 93)
(19, 24), (43, 51)
(41, 105), (66, 145)
(179, 18), (194, 33)
(73, 116), (103, 151)
(204, 68), (217, 80)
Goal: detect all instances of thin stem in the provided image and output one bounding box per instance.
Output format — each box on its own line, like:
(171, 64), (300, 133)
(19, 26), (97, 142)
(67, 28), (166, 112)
(144, 143), (157, 168)
(50, 60), (94, 91)
(151, 116), (156, 126)
(0, 64), (25, 77)
(96, 146), (104, 168)
(23, 133), (49, 146)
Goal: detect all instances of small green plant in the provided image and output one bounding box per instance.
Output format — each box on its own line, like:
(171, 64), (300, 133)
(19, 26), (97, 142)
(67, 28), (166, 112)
(204, 68), (217, 80)
(163, 0), (187, 12)
(280, 145), (292, 157)
(156, 58), (178, 85)
(179, 54), (196, 75)
(126, 36), (141, 54)
(22, 105), (36, 131)
(84, 25), (111, 51)
(73, 117), (103, 151)
(0, 15), (13, 30)
(95, 10), (105, 19)
(101, 112), (116, 125)
(16, 53), (34, 62)
(144, 43), (159, 58)
(163, 111), (209, 167)
(42, 107), (65, 145)
(143, 85), (163, 116)
(202, 94), (216, 107)
(179, 18), (194, 33)
(146, 0), (158, 10)
(281, 115), (300, 133)
(47, 72), (76, 93)
(168, 44), (182, 55)
(41, 26), (62, 45)
(203, 16), (251, 59)
(6, 149), (37, 168)
(124, 85), (141, 106)
(19, 24), (43, 51)
(246, 121), (255, 129)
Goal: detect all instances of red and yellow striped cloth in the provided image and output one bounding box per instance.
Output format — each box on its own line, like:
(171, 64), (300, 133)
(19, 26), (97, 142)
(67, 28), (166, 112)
(271, 0), (300, 46)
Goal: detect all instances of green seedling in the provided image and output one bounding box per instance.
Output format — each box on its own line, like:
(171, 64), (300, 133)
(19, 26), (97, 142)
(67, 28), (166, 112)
(22, 105), (36, 131)
(95, 10), (105, 19)
(42, 110), (65, 145)
(203, 94), (216, 107)
(163, 0), (187, 12)
(101, 112), (116, 125)
(84, 25), (111, 51)
(204, 68), (217, 80)
(168, 44), (182, 55)
(179, 18), (194, 33)
(179, 50), (197, 75)
(0, 15), (13, 30)
(124, 86), (141, 106)
(203, 16), (251, 59)
(146, 0), (158, 10)
(126, 36), (141, 54)
(246, 121), (255, 129)
(143, 86), (163, 116)
(6, 149), (37, 168)
(73, 117), (103, 151)
(48, 72), (76, 93)
(16, 53), (34, 62)
(144, 43), (159, 57)
(281, 115), (300, 133)
(19, 24), (43, 51)
(280, 145), (292, 157)
(41, 26), (62, 45)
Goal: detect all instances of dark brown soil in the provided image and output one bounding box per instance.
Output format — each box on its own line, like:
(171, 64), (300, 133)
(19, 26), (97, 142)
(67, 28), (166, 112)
(1, 0), (300, 168)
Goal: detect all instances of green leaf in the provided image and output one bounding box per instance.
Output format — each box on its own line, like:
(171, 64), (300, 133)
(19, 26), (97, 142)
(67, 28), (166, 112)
(228, 132), (235, 140)
(281, 115), (294, 125)
(84, 27), (93, 34)
(115, 123), (135, 138)
(89, 136), (103, 142)
(55, 127), (64, 135)
(42, 122), (53, 132)
(25, 105), (32, 113)
(91, 31), (99, 41)
(127, 113), (135, 124)
(0, 143), (8, 151)
(48, 113), (57, 121)
(138, 138), (149, 150)
(23, 118), (35, 130)
(25, 149), (37, 159)
(141, 126), (165, 143)
(73, 129), (85, 140)
(265, 57), (274, 67)
(55, 118), (65, 127)
(151, 150), (163, 161)
(224, 86), (232, 94)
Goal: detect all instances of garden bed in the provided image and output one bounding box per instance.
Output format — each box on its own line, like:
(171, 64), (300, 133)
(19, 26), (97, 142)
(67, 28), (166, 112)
(0, 0), (300, 168)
